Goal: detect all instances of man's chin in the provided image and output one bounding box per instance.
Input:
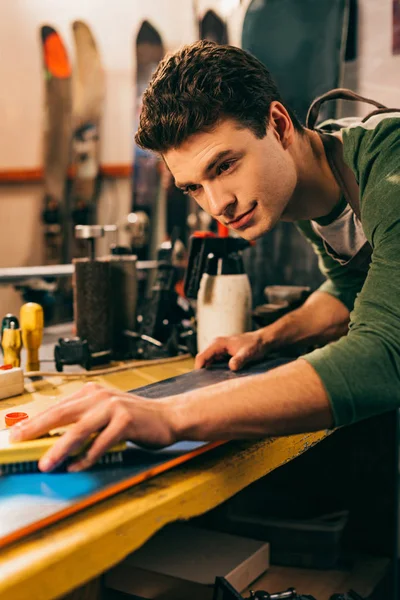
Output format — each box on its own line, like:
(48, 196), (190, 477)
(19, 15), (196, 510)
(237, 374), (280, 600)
(229, 223), (268, 241)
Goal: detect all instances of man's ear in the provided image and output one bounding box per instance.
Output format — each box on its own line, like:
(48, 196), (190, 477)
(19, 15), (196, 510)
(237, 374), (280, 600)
(268, 101), (295, 149)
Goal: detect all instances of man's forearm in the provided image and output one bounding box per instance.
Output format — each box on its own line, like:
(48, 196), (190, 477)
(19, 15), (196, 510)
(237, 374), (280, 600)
(263, 291), (350, 351)
(171, 359), (333, 441)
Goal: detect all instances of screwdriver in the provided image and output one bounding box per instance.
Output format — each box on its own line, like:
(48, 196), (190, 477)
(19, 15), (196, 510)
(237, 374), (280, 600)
(1, 320), (22, 367)
(1, 313), (19, 357)
(20, 303), (44, 372)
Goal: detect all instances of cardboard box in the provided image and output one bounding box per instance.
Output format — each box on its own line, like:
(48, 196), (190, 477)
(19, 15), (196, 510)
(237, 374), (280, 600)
(105, 523), (269, 600)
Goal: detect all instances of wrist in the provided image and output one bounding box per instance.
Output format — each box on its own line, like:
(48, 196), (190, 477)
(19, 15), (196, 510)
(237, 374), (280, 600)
(259, 309), (302, 351)
(163, 395), (190, 443)
(166, 391), (210, 442)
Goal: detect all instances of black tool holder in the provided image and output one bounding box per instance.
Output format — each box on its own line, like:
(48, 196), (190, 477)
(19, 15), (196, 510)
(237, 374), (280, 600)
(54, 337), (92, 371)
(127, 234), (195, 360)
(213, 578), (366, 600)
(184, 235), (250, 300)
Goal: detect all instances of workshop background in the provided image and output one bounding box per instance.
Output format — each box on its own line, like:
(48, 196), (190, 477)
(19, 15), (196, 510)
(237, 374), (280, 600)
(0, 0), (398, 317)
(1, 2), (400, 599)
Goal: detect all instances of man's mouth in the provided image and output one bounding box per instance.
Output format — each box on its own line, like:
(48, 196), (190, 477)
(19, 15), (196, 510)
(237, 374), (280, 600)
(226, 203), (257, 230)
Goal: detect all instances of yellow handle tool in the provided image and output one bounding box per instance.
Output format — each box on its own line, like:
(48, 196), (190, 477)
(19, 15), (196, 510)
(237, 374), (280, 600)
(1, 324), (22, 367)
(20, 303), (44, 372)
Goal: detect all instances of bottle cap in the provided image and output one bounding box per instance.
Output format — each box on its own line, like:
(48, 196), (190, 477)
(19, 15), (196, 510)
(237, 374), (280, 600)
(5, 412), (29, 427)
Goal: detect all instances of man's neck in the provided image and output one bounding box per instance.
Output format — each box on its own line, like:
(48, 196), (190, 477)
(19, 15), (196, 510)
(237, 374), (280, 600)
(282, 129), (342, 222)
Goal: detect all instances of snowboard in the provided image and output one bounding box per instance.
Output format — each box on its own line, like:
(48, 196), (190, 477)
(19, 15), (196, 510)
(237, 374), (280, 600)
(70, 20), (105, 259)
(132, 21), (166, 262)
(40, 25), (73, 265)
(0, 358), (290, 550)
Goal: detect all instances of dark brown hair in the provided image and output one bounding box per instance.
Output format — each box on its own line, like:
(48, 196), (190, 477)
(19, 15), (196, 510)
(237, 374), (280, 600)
(135, 40), (303, 153)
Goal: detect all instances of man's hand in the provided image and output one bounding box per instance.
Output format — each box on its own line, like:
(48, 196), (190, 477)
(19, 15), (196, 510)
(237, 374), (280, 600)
(9, 382), (177, 473)
(195, 291), (350, 372)
(9, 359), (333, 473)
(195, 330), (269, 371)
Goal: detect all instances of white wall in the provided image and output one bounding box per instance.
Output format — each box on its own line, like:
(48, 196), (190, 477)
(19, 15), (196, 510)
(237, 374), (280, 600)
(342, 0), (400, 115)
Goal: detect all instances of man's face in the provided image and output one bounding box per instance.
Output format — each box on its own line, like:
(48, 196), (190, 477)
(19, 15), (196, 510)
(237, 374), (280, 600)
(163, 116), (298, 240)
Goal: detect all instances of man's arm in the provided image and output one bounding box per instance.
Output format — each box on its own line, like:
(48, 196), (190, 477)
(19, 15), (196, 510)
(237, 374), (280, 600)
(172, 359), (333, 441)
(303, 116), (400, 426)
(195, 290), (349, 371)
(260, 290), (349, 350)
(11, 358), (333, 473)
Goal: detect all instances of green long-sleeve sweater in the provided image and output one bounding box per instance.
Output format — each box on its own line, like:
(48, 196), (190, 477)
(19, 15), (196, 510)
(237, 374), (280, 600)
(297, 115), (400, 427)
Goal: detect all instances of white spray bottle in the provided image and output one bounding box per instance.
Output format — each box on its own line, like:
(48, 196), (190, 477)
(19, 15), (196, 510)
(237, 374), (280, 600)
(184, 235), (252, 354)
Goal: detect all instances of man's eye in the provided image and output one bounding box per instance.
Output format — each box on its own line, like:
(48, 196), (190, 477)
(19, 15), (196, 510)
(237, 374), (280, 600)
(183, 184), (200, 195)
(217, 160), (235, 175)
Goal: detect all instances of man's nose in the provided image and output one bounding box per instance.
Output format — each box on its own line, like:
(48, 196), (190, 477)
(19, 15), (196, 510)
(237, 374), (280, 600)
(203, 181), (235, 217)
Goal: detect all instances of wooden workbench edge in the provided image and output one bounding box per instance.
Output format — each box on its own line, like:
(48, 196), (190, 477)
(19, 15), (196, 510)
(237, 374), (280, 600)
(0, 430), (330, 600)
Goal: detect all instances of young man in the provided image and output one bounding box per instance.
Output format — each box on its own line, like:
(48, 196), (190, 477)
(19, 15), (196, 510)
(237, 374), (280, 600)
(12, 41), (400, 473)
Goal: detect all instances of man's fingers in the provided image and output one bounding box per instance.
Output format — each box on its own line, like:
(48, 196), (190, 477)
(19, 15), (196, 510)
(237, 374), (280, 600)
(68, 417), (125, 472)
(195, 338), (229, 369)
(10, 393), (103, 443)
(38, 406), (110, 472)
(229, 348), (250, 371)
(52, 382), (107, 408)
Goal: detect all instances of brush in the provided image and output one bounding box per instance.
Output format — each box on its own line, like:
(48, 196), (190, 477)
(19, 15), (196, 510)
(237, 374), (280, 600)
(0, 428), (127, 475)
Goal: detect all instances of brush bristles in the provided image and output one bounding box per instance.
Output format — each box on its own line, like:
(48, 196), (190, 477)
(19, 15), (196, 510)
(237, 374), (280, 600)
(0, 451), (125, 476)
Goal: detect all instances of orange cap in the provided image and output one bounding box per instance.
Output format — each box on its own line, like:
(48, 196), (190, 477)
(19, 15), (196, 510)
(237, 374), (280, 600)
(5, 412), (29, 427)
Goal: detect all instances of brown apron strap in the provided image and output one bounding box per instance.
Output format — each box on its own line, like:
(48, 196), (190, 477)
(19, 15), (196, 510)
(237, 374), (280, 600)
(306, 88), (387, 129)
(361, 107), (400, 122)
(319, 132), (362, 220)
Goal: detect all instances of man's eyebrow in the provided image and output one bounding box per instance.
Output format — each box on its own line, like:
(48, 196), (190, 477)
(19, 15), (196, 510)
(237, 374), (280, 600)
(175, 150), (233, 189)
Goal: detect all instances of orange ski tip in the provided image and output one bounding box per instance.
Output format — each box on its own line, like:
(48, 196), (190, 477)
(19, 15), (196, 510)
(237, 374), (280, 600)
(41, 26), (71, 79)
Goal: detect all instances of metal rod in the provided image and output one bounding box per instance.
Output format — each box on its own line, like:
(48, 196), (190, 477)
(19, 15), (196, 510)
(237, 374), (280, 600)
(0, 261), (159, 285)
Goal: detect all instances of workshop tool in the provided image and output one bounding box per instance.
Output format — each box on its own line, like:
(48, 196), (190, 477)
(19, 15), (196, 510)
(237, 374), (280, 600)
(108, 247), (138, 359)
(71, 224), (113, 367)
(184, 234), (252, 353)
(72, 257), (112, 365)
(0, 367), (25, 401)
(1, 321), (22, 367)
(74, 224), (104, 259)
(213, 578), (367, 600)
(1, 314), (19, 348)
(20, 302), (44, 372)
(213, 577), (316, 600)
(54, 337), (92, 371)
(122, 211), (150, 255)
(56, 225), (178, 369)
(131, 234), (194, 359)
(0, 428), (127, 475)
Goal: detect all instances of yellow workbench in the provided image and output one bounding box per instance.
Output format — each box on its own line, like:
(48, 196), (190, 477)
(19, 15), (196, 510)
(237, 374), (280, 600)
(0, 357), (329, 600)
